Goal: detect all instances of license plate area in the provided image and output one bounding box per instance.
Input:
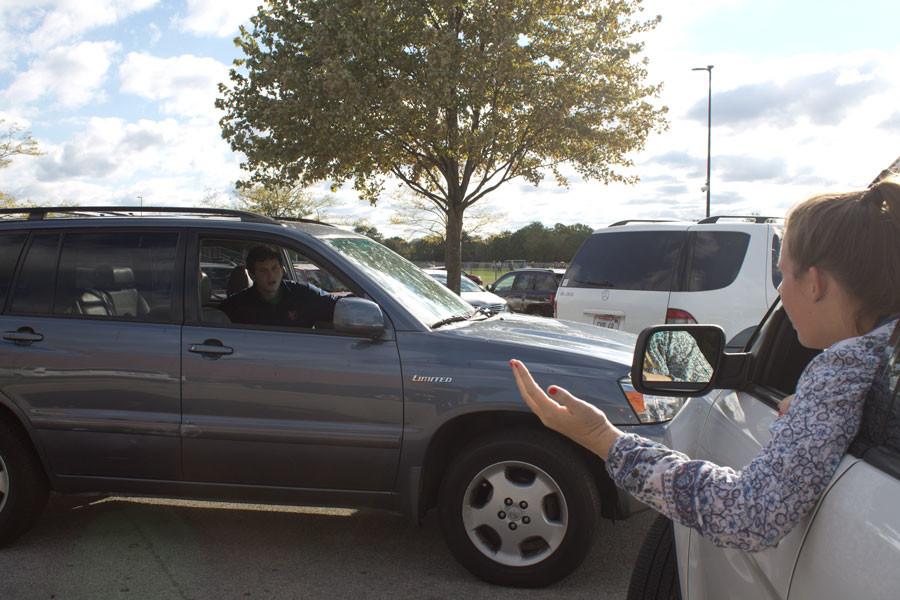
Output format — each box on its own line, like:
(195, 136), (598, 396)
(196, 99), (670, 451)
(592, 314), (621, 330)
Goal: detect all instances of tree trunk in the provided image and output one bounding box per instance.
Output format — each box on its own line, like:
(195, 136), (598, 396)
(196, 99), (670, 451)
(444, 202), (465, 295)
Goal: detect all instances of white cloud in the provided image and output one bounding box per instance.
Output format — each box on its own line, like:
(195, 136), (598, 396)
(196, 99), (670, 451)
(2, 41), (120, 109)
(176, 0), (258, 37)
(118, 52), (229, 117)
(0, 1), (157, 61)
(8, 116), (243, 205)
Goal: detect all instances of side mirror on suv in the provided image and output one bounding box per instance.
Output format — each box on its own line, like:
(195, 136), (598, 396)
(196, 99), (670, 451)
(333, 297), (386, 338)
(630, 325), (727, 396)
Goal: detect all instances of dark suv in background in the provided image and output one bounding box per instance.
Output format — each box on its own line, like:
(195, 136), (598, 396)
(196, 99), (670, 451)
(0, 207), (675, 588)
(487, 268), (565, 317)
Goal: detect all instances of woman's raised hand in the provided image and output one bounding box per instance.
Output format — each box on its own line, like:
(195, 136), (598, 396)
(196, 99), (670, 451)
(510, 359), (624, 459)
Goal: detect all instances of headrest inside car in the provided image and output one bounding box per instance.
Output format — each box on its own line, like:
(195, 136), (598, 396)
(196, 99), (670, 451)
(93, 266), (136, 289)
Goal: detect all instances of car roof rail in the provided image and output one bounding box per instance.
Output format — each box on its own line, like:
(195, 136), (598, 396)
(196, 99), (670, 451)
(697, 215), (783, 224)
(0, 205), (279, 224)
(607, 219), (679, 227)
(274, 216), (337, 227)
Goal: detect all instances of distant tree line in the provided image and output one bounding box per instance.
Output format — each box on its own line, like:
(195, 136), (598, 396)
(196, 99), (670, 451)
(354, 221), (594, 264)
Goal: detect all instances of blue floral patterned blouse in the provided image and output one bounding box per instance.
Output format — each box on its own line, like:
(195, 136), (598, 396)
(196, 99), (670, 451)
(606, 317), (899, 552)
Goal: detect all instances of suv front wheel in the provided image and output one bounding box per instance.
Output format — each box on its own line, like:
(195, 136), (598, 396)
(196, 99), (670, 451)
(438, 429), (599, 587)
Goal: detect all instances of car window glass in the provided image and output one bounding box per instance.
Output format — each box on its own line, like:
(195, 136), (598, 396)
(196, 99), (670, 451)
(512, 273), (534, 291)
(771, 231), (783, 289)
(201, 238), (352, 330)
(685, 231), (750, 292)
(286, 248), (351, 294)
(9, 233), (60, 315)
(534, 273), (557, 291)
(0, 232), (27, 310)
(53, 232), (179, 322)
(492, 274), (514, 292)
(564, 231), (685, 291)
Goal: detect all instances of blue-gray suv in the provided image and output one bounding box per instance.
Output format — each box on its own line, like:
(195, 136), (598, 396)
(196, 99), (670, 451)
(0, 207), (675, 587)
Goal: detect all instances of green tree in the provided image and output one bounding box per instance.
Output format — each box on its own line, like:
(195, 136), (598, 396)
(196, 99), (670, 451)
(1, 119), (42, 206)
(235, 183), (335, 219)
(218, 0), (665, 292)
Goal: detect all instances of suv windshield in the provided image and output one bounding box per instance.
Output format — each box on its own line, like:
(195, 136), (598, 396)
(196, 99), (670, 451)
(322, 237), (474, 326)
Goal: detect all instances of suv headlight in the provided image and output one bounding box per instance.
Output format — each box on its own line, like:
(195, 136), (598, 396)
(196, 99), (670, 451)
(618, 376), (686, 424)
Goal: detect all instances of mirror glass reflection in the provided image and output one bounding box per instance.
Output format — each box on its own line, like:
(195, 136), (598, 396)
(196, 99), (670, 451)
(642, 330), (717, 384)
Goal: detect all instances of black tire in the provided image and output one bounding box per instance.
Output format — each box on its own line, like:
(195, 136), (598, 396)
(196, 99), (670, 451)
(0, 418), (49, 548)
(626, 515), (682, 600)
(438, 429), (599, 588)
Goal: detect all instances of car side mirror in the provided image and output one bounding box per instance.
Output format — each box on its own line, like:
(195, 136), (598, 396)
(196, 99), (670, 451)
(630, 325), (726, 396)
(333, 297), (385, 339)
(486, 283), (495, 292)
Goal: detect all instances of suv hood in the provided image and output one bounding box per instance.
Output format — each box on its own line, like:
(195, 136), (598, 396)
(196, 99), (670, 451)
(444, 312), (636, 366)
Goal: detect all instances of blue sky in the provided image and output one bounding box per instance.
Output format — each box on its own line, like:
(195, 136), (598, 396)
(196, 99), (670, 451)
(1, 0), (898, 236)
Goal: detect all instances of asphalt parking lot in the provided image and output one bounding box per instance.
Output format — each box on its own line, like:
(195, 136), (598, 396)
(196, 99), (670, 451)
(0, 494), (656, 600)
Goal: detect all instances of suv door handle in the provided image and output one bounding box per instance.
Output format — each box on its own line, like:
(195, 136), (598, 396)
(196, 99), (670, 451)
(3, 328), (44, 345)
(188, 339), (233, 357)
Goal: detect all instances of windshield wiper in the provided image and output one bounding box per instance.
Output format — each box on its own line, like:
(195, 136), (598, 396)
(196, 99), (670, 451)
(431, 312), (474, 329)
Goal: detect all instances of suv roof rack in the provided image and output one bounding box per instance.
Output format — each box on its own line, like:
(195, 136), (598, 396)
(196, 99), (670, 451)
(607, 219), (679, 227)
(0, 205), (279, 224)
(697, 215), (783, 224)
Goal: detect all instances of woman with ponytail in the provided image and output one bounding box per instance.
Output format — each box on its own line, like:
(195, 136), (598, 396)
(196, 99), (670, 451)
(511, 178), (900, 551)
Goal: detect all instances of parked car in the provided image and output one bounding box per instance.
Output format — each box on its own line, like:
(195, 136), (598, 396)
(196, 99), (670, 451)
(423, 268), (508, 315)
(0, 206), (675, 588)
(488, 268), (565, 317)
(555, 217), (782, 349)
(625, 306), (900, 600)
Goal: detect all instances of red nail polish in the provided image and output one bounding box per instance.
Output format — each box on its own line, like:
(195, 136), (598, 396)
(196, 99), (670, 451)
(548, 386), (558, 396)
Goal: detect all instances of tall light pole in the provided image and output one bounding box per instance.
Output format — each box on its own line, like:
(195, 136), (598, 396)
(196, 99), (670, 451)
(692, 65), (713, 218)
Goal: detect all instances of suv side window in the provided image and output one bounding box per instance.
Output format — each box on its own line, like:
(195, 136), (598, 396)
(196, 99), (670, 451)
(9, 233), (61, 315)
(564, 231), (685, 291)
(684, 231), (750, 292)
(771, 232), (783, 289)
(0, 232), (27, 310)
(492, 274), (515, 292)
(53, 232), (180, 322)
(533, 273), (558, 292)
(513, 273), (534, 291)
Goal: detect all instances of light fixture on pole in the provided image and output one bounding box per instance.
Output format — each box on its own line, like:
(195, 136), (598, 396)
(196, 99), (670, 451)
(692, 65), (713, 218)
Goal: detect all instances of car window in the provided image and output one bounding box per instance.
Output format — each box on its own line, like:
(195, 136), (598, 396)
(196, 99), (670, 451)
(771, 231), (783, 289)
(53, 232), (180, 322)
(564, 231), (685, 291)
(287, 248), (352, 295)
(533, 273), (558, 291)
(512, 273), (534, 291)
(492, 274), (515, 292)
(9, 233), (61, 315)
(684, 231), (750, 292)
(199, 238), (347, 329)
(0, 232), (27, 310)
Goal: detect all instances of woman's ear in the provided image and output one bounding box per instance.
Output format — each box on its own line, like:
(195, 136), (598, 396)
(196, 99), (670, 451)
(806, 266), (829, 303)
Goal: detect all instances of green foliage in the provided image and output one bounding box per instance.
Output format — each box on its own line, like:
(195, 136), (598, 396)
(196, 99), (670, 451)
(235, 183), (335, 219)
(218, 0), (665, 290)
(395, 221), (593, 263)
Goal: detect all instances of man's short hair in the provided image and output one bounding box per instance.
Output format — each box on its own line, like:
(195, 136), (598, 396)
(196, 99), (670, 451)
(245, 245), (282, 273)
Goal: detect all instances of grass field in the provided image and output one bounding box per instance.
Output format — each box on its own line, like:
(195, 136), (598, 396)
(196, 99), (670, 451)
(466, 267), (502, 285)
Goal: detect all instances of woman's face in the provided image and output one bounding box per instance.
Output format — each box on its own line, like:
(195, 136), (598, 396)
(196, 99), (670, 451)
(777, 237), (816, 347)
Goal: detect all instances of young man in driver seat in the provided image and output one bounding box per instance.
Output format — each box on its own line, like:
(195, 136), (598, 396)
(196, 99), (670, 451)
(220, 245), (337, 328)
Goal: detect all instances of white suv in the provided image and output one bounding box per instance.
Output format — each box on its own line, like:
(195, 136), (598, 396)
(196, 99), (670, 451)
(555, 217), (782, 349)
